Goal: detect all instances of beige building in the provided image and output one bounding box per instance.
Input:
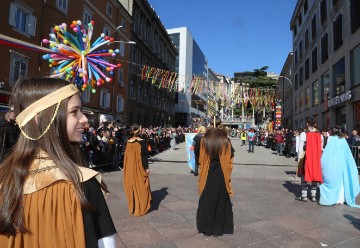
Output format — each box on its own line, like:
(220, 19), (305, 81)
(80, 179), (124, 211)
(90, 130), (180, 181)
(291, 0), (360, 132)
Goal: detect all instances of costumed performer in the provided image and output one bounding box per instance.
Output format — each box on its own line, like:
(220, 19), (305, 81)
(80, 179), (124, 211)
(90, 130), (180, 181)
(0, 78), (116, 248)
(319, 125), (360, 207)
(296, 117), (323, 202)
(197, 116), (234, 236)
(123, 124), (152, 216)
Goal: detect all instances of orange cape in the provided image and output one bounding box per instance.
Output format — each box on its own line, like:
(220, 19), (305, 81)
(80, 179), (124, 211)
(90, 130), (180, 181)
(0, 155), (101, 248)
(123, 142), (152, 216)
(198, 140), (234, 196)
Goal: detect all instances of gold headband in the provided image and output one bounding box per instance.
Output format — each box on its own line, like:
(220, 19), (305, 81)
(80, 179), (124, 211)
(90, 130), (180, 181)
(16, 84), (79, 140)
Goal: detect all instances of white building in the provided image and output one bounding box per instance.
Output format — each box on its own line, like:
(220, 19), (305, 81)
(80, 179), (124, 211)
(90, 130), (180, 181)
(167, 27), (208, 126)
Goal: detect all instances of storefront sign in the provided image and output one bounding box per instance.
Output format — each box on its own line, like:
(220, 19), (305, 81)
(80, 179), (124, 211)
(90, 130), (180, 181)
(327, 90), (352, 108)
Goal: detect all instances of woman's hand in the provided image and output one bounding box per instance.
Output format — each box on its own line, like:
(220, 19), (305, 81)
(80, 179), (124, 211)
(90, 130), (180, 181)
(146, 169), (150, 174)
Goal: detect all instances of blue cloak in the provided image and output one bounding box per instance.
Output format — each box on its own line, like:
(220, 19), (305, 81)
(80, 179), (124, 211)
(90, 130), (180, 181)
(319, 136), (360, 207)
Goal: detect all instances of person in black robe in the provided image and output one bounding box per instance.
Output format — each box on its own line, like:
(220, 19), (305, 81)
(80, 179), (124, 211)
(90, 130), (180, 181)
(197, 116), (234, 237)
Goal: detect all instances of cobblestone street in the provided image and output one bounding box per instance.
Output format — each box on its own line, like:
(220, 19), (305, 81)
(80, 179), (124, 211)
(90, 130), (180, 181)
(103, 139), (360, 248)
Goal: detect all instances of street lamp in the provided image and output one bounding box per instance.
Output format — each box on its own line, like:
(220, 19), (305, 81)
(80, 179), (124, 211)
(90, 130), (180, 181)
(278, 75), (292, 128)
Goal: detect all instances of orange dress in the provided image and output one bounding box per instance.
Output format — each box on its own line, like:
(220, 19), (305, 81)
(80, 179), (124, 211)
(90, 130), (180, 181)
(0, 158), (102, 248)
(123, 139), (152, 216)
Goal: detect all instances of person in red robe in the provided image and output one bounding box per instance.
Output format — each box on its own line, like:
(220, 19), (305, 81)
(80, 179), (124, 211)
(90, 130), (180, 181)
(296, 117), (323, 202)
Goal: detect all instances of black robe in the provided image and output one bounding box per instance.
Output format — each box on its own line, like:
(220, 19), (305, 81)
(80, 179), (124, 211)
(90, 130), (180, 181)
(196, 146), (234, 236)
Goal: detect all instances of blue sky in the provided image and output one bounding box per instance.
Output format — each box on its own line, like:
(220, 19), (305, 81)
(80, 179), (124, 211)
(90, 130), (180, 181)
(147, 0), (297, 77)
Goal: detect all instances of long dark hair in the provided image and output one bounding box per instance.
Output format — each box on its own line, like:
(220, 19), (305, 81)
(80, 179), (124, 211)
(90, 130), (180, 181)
(130, 124), (141, 138)
(202, 118), (229, 159)
(0, 78), (90, 235)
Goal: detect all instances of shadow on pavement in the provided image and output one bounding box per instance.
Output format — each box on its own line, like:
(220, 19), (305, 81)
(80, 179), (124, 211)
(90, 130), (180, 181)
(343, 214), (360, 230)
(282, 180), (301, 198)
(149, 187), (168, 212)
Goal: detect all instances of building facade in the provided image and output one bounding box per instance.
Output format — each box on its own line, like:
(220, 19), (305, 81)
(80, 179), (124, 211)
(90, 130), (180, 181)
(291, 0), (360, 132)
(167, 27), (208, 127)
(207, 68), (219, 116)
(127, 0), (177, 127)
(277, 52), (294, 129)
(0, 0), (133, 125)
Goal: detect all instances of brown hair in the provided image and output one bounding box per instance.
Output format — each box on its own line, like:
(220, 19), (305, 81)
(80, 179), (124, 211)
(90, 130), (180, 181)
(0, 78), (89, 235)
(203, 118), (229, 159)
(130, 124), (141, 138)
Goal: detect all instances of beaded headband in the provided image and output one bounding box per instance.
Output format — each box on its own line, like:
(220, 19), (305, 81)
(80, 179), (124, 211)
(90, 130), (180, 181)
(16, 84), (79, 140)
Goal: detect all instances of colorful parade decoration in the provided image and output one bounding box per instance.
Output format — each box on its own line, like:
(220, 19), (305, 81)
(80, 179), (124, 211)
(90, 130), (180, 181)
(42, 20), (122, 93)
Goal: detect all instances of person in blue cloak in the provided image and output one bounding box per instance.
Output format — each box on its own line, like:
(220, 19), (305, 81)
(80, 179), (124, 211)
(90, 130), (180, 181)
(319, 125), (360, 208)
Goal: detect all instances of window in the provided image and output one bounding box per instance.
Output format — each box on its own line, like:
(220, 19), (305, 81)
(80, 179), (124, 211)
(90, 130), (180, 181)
(118, 68), (124, 87)
(116, 95), (124, 112)
(130, 81), (135, 98)
(106, 2), (113, 17)
(321, 71), (330, 102)
(295, 96), (298, 112)
(81, 87), (91, 102)
(294, 50), (298, 66)
(9, 51), (28, 85)
(120, 42), (125, 57)
(9, 2), (36, 36)
(333, 14), (343, 51)
(137, 84), (142, 102)
(351, 0), (360, 33)
(122, 19), (126, 30)
(103, 26), (110, 36)
(100, 89), (110, 108)
(295, 73), (299, 90)
(305, 86), (310, 109)
(299, 67), (303, 86)
(56, 0), (68, 13)
(333, 0), (338, 6)
(298, 13), (302, 28)
(299, 91), (304, 112)
(143, 87), (148, 104)
(304, 0), (308, 14)
(312, 80), (319, 106)
(323, 111), (330, 130)
(299, 40), (303, 62)
(320, 0), (327, 25)
(321, 33), (328, 63)
(305, 58), (310, 80)
(83, 8), (92, 26)
(305, 29), (309, 50)
(311, 15), (317, 40)
(333, 57), (345, 95)
(350, 44), (360, 86)
(312, 47), (318, 73)
(294, 25), (297, 37)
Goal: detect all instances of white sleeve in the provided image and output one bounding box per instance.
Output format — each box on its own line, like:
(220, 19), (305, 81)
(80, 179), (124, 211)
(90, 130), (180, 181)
(98, 234), (117, 248)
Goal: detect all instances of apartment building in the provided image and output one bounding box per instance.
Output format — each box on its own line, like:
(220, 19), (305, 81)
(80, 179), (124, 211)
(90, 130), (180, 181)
(278, 52), (294, 129)
(291, 0), (360, 132)
(0, 0), (132, 125)
(125, 0), (177, 127)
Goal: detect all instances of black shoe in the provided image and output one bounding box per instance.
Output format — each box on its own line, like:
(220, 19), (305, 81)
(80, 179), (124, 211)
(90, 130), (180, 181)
(194, 172), (198, 176)
(190, 170), (195, 174)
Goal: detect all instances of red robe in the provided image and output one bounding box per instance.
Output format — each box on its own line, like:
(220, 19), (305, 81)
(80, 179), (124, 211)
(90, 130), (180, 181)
(302, 132), (323, 183)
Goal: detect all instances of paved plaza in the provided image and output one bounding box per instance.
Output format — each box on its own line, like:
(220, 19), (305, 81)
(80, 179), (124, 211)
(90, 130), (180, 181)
(102, 139), (360, 248)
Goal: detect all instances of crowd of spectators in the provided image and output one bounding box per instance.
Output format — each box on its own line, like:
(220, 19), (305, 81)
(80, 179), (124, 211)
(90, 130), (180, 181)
(80, 121), (201, 171)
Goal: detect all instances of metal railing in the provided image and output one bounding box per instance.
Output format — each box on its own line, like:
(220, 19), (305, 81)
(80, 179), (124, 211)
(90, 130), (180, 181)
(350, 146), (360, 169)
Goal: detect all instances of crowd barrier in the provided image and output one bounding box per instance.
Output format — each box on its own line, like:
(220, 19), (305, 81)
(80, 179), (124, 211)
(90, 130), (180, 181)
(350, 146), (360, 169)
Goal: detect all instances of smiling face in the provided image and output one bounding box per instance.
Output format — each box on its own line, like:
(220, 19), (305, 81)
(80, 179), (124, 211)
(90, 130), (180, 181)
(66, 93), (88, 142)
